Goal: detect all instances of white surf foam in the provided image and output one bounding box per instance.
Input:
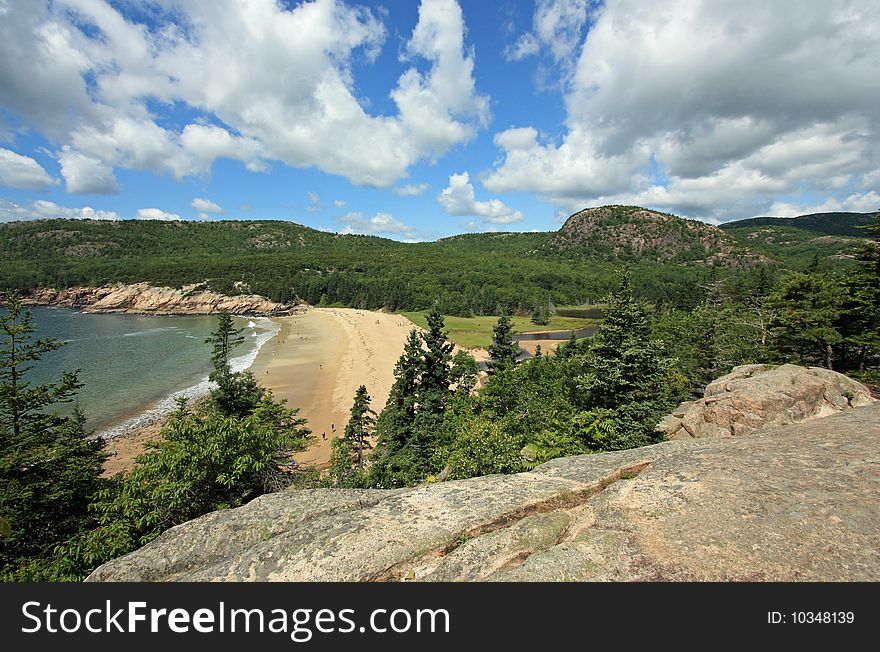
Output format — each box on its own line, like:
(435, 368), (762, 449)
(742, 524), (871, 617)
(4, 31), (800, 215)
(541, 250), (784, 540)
(96, 316), (280, 439)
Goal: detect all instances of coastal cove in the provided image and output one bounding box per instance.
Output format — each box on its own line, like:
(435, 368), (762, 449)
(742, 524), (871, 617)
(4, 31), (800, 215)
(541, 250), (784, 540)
(27, 302), (497, 475)
(32, 301), (612, 474)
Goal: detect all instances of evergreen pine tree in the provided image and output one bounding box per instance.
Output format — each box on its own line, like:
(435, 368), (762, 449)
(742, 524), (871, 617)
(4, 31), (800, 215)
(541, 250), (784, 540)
(412, 307), (453, 475)
(449, 350), (479, 395)
(207, 312), (244, 375)
(555, 331), (583, 358)
(768, 272), (842, 369)
(369, 330), (423, 486)
(530, 306), (549, 325)
(343, 385), (376, 471)
(374, 329), (422, 458)
(680, 278), (727, 393)
(205, 312), (263, 416)
(487, 314), (520, 373)
(420, 305), (453, 396)
(755, 266), (772, 297)
(327, 434), (358, 488)
(0, 293), (107, 577)
(370, 310), (457, 487)
(838, 212), (880, 374)
(577, 271), (675, 448)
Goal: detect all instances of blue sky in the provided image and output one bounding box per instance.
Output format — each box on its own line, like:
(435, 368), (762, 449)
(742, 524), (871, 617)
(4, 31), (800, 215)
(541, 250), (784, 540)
(0, 0), (878, 240)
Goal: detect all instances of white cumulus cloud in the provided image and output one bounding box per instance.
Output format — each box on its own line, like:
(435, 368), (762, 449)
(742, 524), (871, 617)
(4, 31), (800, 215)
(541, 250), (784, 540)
(136, 207), (181, 221)
(487, 0), (880, 222)
(338, 211), (415, 236)
(0, 198), (119, 222)
(191, 197), (223, 214)
(0, 147), (57, 190)
(0, 0), (491, 188)
(437, 172), (524, 224)
(504, 0), (590, 63)
(395, 183), (429, 196)
(766, 192), (880, 218)
(58, 146), (120, 194)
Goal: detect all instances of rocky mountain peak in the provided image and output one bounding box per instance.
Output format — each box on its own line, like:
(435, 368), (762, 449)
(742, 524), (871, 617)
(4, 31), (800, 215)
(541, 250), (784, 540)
(553, 205), (768, 269)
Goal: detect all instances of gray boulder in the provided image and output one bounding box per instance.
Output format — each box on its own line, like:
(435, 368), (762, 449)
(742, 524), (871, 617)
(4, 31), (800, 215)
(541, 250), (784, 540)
(657, 364), (876, 440)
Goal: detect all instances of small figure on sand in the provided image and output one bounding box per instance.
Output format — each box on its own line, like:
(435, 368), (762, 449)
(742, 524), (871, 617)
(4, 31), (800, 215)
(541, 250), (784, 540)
(322, 432), (326, 440)
(331, 422), (335, 433)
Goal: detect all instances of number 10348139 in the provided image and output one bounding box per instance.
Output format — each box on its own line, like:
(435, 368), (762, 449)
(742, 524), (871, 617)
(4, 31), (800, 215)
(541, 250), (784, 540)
(768, 611), (855, 624)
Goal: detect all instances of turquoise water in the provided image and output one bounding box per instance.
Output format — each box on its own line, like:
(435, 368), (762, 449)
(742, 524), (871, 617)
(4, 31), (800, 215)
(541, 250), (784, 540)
(23, 307), (277, 435)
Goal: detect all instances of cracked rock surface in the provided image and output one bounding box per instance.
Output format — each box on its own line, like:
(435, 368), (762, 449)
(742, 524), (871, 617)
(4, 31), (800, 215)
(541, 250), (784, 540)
(88, 403), (880, 582)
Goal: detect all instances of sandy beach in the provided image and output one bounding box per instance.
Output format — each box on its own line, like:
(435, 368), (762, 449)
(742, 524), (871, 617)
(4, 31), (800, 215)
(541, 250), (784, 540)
(516, 339), (566, 356)
(248, 308), (416, 467)
(102, 421), (162, 477)
(102, 307), (488, 474)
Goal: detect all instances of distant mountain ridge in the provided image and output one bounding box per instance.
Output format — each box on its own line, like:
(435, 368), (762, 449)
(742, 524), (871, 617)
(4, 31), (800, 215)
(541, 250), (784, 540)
(718, 210), (876, 265)
(720, 211), (876, 237)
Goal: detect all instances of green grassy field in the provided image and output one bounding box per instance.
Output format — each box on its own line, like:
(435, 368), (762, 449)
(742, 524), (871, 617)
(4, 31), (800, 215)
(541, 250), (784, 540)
(400, 311), (602, 349)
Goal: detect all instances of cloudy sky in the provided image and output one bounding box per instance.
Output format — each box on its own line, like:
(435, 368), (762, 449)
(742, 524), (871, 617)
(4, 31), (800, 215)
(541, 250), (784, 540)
(0, 0), (878, 238)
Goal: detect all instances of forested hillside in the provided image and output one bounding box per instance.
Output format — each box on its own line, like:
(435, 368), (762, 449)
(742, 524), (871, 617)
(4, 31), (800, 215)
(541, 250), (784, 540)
(721, 211), (874, 237)
(720, 211), (876, 267)
(2, 207), (873, 315)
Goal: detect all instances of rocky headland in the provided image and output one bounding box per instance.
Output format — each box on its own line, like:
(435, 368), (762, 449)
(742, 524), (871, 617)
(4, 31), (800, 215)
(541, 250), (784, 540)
(24, 282), (296, 316)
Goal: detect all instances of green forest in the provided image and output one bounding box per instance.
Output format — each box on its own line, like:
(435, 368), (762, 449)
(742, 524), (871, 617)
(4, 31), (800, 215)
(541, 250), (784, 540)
(1, 208), (878, 581)
(3, 207), (874, 316)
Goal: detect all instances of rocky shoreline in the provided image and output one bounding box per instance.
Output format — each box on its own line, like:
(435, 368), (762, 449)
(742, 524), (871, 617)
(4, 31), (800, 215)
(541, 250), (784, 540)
(24, 282), (299, 316)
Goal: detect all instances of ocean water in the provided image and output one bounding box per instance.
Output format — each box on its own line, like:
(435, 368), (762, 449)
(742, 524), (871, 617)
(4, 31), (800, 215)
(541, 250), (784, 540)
(22, 307), (278, 436)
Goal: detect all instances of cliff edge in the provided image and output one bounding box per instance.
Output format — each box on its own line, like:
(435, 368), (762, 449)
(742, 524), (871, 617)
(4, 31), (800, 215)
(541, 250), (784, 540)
(88, 402), (880, 582)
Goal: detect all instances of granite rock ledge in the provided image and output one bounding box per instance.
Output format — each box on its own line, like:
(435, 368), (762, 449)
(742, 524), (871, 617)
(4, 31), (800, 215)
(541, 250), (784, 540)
(88, 403), (880, 582)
